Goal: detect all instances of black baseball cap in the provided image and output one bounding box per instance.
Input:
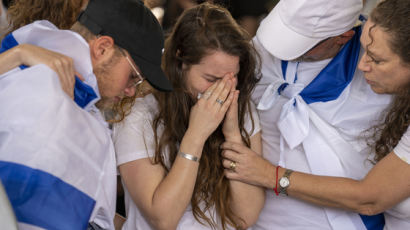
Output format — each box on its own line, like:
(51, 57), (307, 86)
(77, 0), (172, 91)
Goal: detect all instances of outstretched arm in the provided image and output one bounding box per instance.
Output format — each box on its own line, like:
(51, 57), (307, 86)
(222, 143), (410, 215)
(287, 152), (410, 215)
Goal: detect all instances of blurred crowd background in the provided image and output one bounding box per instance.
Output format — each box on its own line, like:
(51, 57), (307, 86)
(0, 0), (278, 39)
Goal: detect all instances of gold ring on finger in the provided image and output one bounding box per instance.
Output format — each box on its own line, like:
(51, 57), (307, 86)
(229, 161), (237, 171)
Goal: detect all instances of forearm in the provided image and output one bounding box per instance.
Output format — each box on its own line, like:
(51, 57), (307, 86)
(148, 129), (205, 229)
(229, 180), (265, 228)
(286, 153), (410, 215)
(221, 143), (399, 216)
(284, 168), (388, 215)
(0, 46), (24, 75)
(227, 134), (265, 228)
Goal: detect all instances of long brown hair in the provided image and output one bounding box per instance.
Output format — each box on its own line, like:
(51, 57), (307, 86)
(6, 0), (84, 33)
(152, 3), (260, 229)
(368, 0), (410, 162)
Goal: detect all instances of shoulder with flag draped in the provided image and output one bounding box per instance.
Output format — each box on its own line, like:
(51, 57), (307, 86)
(0, 20), (117, 230)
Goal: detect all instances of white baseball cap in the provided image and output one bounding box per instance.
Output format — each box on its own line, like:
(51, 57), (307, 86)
(256, 0), (363, 60)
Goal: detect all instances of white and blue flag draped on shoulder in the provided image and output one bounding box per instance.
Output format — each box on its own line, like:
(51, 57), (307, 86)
(0, 26), (98, 110)
(0, 21), (116, 230)
(257, 25), (387, 230)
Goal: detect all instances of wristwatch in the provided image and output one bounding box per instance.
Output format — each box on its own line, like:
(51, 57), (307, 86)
(279, 169), (294, 196)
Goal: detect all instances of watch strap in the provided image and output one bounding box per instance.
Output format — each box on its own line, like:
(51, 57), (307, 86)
(279, 169), (294, 196)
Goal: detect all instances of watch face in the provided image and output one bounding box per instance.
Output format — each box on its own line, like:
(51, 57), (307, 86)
(280, 178), (290, 188)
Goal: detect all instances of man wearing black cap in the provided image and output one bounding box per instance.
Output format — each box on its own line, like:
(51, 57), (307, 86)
(75, 0), (172, 106)
(0, 0), (171, 229)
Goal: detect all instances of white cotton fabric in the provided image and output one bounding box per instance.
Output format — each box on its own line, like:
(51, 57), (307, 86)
(113, 93), (260, 230)
(0, 21), (116, 229)
(250, 36), (391, 230)
(256, 0), (362, 60)
(394, 127), (410, 165)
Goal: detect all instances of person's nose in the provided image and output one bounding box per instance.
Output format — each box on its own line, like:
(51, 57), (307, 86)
(124, 85), (137, 97)
(358, 53), (371, 72)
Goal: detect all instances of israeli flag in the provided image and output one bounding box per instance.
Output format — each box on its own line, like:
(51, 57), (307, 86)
(0, 21), (116, 229)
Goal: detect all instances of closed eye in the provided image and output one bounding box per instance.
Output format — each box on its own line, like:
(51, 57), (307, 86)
(368, 54), (381, 64)
(206, 78), (217, 83)
(367, 50), (384, 65)
(203, 74), (219, 83)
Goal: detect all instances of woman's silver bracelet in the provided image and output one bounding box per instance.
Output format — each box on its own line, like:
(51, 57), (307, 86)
(178, 151), (199, 162)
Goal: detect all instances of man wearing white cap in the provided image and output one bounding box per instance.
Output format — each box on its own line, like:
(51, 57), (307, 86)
(221, 0), (391, 229)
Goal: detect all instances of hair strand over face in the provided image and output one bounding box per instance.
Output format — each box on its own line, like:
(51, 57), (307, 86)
(152, 3), (260, 229)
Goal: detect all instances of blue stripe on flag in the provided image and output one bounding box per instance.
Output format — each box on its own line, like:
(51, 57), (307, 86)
(0, 33), (29, 70)
(360, 213), (385, 230)
(0, 161), (95, 230)
(280, 26), (362, 105)
(0, 33), (19, 54)
(281, 60), (288, 80)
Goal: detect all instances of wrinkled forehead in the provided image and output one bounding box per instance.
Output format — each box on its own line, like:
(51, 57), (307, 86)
(361, 19), (401, 60)
(360, 19), (384, 50)
(361, 20), (375, 45)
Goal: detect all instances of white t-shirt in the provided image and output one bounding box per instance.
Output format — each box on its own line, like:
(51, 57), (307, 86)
(383, 127), (410, 229)
(394, 127), (410, 164)
(113, 93), (260, 230)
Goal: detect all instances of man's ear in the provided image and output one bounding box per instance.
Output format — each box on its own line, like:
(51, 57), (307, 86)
(89, 35), (115, 62)
(336, 30), (355, 45)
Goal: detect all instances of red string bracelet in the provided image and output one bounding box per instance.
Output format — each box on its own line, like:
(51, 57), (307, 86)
(274, 166), (280, 196)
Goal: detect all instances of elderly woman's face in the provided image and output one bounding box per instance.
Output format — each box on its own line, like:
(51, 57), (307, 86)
(358, 20), (410, 94)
